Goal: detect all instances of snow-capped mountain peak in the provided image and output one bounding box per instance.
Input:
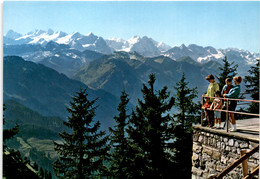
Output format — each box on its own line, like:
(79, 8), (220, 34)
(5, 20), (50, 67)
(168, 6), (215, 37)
(56, 33), (74, 44)
(4, 29), (259, 70)
(106, 38), (129, 51)
(5, 29), (22, 39)
(108, 37), (125, 43)
(106, 35), (171, 56)
(128, 35), (141, 45)
(71, 32), (83, 39)
(86, 32), (96, 37)
(156, 42), (172, 52)
(29, 30), (66, 45)
(34, 29), (45, 36)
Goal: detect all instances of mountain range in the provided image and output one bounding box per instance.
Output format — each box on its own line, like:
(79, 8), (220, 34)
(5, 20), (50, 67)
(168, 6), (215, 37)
(4, 29), (259, 106)
(73, 51), (223, 105)
(4, 41), (104, 77)
(3, 56), (120, 130)
(4, 29), (113, 54)
(4, 29), (259, 77)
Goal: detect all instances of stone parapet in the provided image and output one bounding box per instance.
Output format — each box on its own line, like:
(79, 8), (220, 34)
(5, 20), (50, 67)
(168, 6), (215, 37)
(192, 125), (259, 179)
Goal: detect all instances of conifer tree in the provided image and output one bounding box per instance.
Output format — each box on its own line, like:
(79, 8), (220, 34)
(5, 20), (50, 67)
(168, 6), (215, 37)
(173, 73), (200, 178)
(127, 74), (175, 178)
(217, 56), (238, 90)
(53, 88), (109, 178)
(244, 59), (259, 114)
(109, 91), (131, 178)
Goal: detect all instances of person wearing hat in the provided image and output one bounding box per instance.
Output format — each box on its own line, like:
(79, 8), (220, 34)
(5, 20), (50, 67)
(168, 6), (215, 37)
(203, 74), (219, 127)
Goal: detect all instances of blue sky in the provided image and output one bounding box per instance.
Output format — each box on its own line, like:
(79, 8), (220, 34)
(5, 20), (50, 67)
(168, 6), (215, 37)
(3, 1), (260, 53)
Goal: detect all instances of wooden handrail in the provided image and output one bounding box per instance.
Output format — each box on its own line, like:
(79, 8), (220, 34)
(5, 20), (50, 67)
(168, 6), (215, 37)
(214, 145), (259, 179)
(209, 109), (260, 117)
(203, 95), (260, 103)
(243, 165), (259, 179)
(201, 95), (260, 130)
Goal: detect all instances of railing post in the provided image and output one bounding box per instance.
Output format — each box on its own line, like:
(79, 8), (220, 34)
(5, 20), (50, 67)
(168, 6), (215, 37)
(241, 150), (248, 177)
(215, 145), (259, 179)
(226, 98), (229, 132)
(201, 95), (204, 126)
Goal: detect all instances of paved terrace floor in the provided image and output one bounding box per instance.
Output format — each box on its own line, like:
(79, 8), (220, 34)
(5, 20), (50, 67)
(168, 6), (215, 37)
(193, 118), (259, 142)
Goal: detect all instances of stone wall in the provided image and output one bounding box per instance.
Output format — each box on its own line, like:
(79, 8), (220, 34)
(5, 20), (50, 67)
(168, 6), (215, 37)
(192, 126), (259, 179)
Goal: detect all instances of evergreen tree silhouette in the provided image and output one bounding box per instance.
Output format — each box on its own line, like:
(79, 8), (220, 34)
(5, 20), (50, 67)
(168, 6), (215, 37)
(127, 74), (175, 178)
(244, 59), (259, 114)
(173, 73), (200, 178)
(109, 91), (132, 178)
(217, 56), (238, 90)
(53, 88), (109, 178)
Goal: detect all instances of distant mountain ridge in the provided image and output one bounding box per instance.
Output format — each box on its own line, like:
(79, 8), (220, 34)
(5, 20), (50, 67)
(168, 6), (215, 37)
(4, 29), (259, 66)
(4, 100), (65, 140)
(4, 41), (104, 77)
(106, 35), (171, 57)
(4, 29), (113, 54)
(3, 56), (120, 130)
(4, 29), (259, 79)
(73, 51), (223, 105)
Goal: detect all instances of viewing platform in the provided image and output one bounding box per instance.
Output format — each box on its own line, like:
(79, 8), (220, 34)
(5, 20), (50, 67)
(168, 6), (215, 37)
(194, 118), (259, 142)
(192, 118), (259, 179)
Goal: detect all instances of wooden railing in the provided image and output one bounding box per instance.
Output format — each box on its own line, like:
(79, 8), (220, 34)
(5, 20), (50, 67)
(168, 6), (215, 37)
(213, 145), (259, 179)
(201, 95), (260, 132)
